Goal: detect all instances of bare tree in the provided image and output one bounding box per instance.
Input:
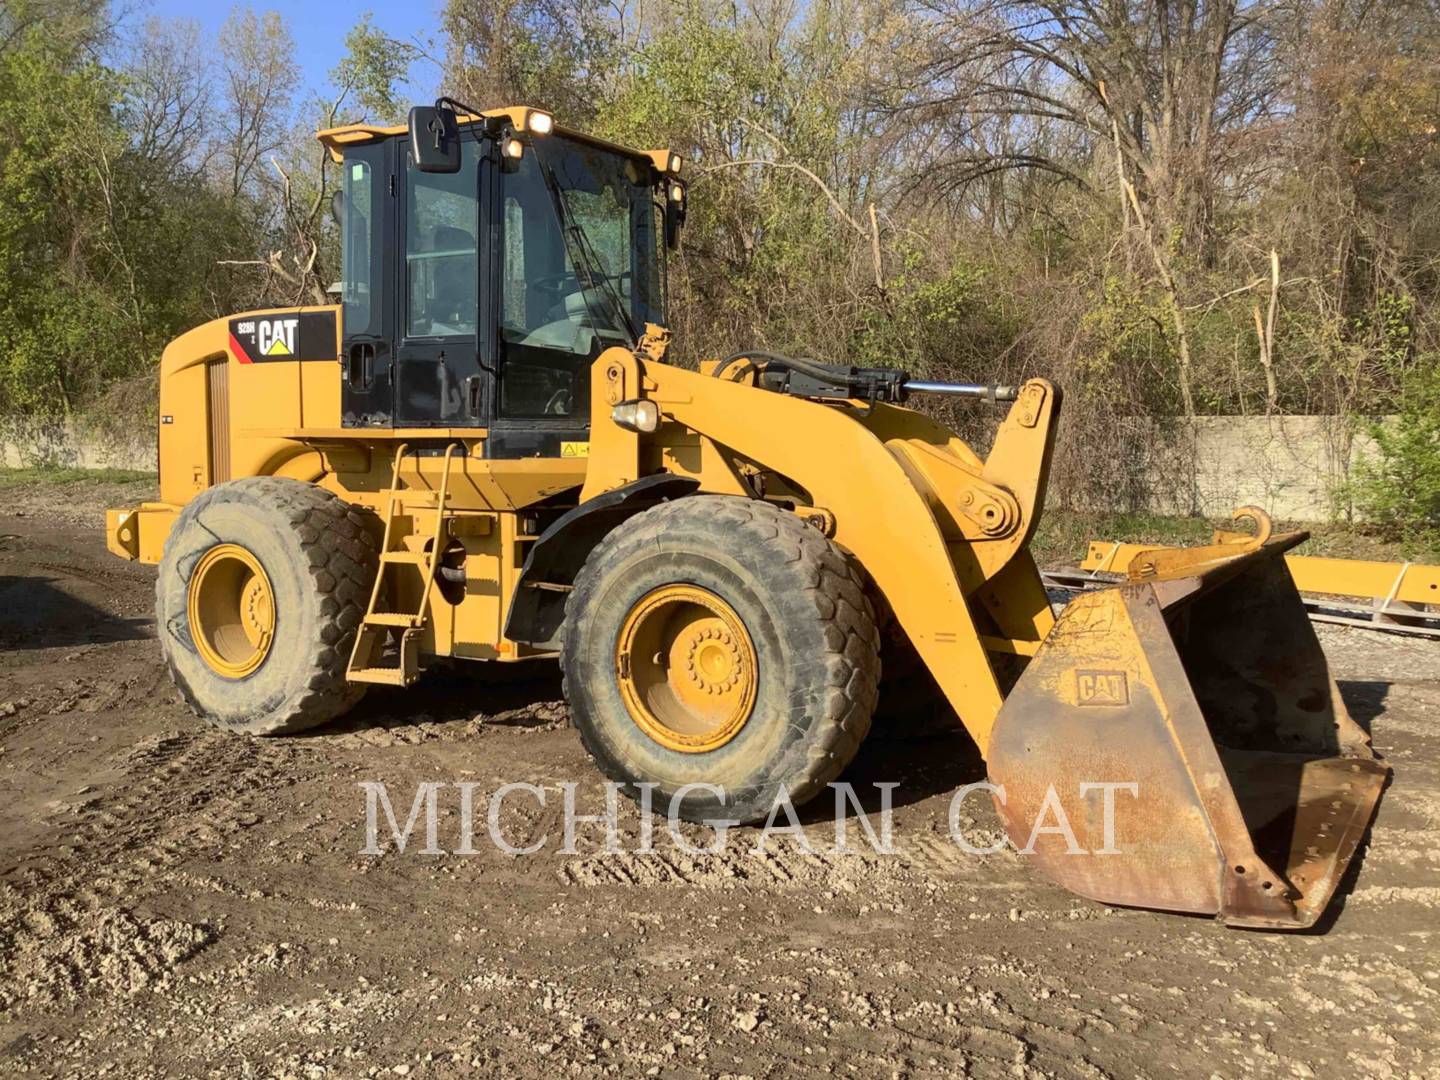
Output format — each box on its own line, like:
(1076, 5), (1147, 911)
(214, 9), (299, 199)
(121, 18), (212, 172)
(890, 0), (1285, 415)
(442, 0), (616, 120)
(903, 0), (1282, 241)
(217, 16), (418, 307)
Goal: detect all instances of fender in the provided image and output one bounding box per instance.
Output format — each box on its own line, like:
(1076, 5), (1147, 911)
(504, 473), (701, 648)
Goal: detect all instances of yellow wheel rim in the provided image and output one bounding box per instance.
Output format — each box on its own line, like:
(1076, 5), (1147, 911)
(616, 584), (758, 754)
(187, 543), (275, 678)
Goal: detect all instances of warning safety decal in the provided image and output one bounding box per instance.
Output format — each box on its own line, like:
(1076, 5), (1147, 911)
(227, 311), (337, 364)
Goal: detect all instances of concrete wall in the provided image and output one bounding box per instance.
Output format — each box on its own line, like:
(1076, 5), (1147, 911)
(0, 419), (157, 471)
(1142, 415), (1379, 521)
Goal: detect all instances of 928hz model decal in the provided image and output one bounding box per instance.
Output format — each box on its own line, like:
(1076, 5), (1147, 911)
(228, 311), (338, 364)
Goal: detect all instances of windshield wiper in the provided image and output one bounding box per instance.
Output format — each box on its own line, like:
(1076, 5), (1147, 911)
(532, 144), (639, 349)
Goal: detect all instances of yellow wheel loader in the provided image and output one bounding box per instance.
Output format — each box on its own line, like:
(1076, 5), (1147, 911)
(106, 100), (1388, 929)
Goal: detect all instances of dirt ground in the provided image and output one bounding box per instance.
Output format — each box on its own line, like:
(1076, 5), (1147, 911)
(2, 480), (1438, 1079)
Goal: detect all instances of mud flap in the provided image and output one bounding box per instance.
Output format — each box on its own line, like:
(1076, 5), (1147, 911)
(987, 533), (1389, 929)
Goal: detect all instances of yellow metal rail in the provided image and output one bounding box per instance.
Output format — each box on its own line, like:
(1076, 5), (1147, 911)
(1082, 538), (1440, 622)
(1081, 543), (1440, 607)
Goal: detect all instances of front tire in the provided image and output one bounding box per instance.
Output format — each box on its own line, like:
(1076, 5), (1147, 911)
(560, 497), (881, 824)
(156, 477), (378, 735)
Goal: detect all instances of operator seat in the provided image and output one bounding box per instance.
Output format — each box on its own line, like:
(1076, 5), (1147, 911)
(431, 225), (477, 330)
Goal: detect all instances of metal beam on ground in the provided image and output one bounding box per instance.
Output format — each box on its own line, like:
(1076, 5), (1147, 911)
(1063, 544), (1440, 638)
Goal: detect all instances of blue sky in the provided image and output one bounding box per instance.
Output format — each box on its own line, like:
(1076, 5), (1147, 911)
(140, 0), (443, 104)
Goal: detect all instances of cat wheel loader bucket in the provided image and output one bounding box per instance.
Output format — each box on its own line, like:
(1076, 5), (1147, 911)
(987, 510), (1389, 929)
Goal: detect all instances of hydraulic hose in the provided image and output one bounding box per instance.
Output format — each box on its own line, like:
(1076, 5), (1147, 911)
(715, 351), (1019, 405)
(715, 350), (846, 384)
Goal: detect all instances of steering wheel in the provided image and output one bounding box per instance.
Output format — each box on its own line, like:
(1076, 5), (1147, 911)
(529, 271), (580, 299)
(531, 269), (633, 297)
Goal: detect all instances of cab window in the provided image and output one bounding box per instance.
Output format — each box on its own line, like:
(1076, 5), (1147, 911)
(341, 159), (377, 337)
(406, 142), (478, 338)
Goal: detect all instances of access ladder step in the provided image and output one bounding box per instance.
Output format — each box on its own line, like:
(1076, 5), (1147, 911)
(362, 612), (423, 628)
(346, 666), (411, 687)
(346, 624), (424, 687)
(346, 441), (461, 689)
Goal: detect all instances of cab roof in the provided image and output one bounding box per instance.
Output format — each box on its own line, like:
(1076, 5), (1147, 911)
(317, 105), (681, 178)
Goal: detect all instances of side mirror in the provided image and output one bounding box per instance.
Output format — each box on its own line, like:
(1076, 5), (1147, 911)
(409, 105), (461, 173)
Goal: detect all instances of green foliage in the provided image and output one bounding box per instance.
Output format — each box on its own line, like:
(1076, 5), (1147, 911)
(1075, 276), (1171, 402)
(1371, 290), (1414, 373)
(0, 5), (391, 419)
(0, 466), (154, 489)
(0, 25), (127, 416)
(1352, 357), (1440, 556)
(2, 0), (1440, 531)
(853, 246), (1013, 377)
(442, 0), (619, 124)
(332, 16), (417, 124)
(0, 10), (271, 420)
(587, 12), (901, 362)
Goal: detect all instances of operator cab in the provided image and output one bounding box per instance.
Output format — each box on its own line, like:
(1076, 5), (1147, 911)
(324, 103), (684, 458)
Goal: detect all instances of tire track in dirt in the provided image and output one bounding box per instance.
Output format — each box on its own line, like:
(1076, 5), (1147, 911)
(553, 819), (1015, 893)
(0, 725), (316, 1012)
(4, 513), (1440, 1077)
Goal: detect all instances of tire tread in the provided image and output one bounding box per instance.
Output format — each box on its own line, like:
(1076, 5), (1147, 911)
(560, 496), (880, 816)
(158, 477), (377, 735)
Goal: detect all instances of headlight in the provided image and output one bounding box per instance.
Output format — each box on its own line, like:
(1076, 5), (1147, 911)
(668, 153), (683, 174)
(668, 181), (685, 203)
(527, 110), (554, 135)
(501, 136), (525, 159)
(611, 399), (660, 433)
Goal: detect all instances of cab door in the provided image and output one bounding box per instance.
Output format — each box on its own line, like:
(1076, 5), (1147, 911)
(339, 140), (396, 426)
(393, 132), (492, 427)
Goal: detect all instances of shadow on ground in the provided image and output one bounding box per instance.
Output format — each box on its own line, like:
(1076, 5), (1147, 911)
(306, 658), (567, 739)
(305, 656), (986, 815)
(1337, 678), (1390, 733)
(0, 575), (151, 651)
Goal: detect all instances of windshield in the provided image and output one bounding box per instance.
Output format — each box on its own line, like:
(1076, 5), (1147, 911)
(539, 136), (664, 333)
(497, 135), (664, 419)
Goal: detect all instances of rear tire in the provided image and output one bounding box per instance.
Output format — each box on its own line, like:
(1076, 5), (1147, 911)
(156, 477), (378, 735)
(560, 497), (880, 824)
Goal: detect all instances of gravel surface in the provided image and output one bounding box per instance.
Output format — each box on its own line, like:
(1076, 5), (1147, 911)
(1, 488), (1437, 1078)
